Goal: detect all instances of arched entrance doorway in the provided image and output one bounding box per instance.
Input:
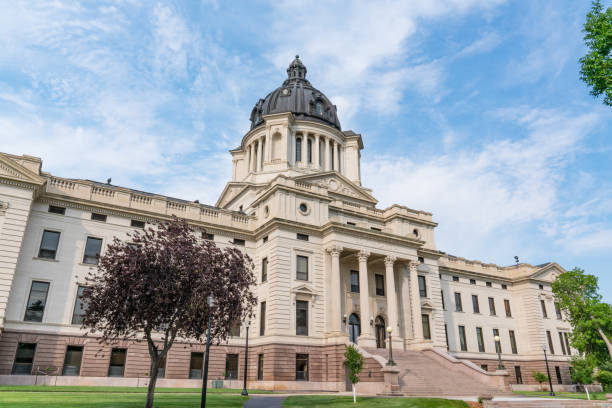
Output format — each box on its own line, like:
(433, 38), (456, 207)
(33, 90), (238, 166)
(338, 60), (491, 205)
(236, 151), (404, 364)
(375, 316), (386, 348)
(348, 313), (360, 344)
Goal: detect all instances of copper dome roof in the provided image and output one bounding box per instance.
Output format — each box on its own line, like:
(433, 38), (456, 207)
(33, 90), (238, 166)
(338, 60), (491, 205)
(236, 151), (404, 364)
(249, 56), (341, 131)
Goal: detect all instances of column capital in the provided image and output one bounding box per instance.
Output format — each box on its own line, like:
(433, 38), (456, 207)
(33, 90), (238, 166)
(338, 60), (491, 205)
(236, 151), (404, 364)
(384, 255), (397, 267)
(357, 250), (370, 262)
(325, 245), (343, 257)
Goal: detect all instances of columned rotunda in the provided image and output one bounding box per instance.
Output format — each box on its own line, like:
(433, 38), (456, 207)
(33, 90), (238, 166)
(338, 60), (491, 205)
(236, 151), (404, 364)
(0, 57), (574, 394)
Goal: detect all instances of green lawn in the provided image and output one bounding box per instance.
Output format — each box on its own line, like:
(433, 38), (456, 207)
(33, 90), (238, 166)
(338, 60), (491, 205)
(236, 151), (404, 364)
(513, 390), (608, 400)
(0, 385), (271, 394)
(282, 396), (469, 408)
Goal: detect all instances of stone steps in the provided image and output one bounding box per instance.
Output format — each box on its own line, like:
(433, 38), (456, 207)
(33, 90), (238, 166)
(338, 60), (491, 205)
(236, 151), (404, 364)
(484, 401), (611, 408)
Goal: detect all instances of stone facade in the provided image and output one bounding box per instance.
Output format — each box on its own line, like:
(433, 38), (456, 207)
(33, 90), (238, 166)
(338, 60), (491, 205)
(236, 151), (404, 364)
(0, 58), (574, 392)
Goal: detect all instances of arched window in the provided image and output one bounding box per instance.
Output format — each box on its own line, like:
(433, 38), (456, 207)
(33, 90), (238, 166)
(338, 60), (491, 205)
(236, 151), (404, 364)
(296, 137), (302, 162)
(315, 101), (323, 115)
(307, 138), (312, 163)
(349, 313), (361, 344)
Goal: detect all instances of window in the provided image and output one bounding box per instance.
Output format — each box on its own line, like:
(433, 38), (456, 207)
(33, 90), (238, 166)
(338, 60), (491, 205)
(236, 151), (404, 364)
(441, 290), (445, 310)
(307, 138), (312, 163)
(546, 331), (555, 354)
(91, 213), (107, 222)
(350, 271), (359, 293)
(154, 352), (166, 378)
(83, 237), (103, 265)
(296, 354), (309, 381)
(330, 144), (334, 169)
(38, 230), (60, 259)
(559, 332), (567, 355)
(296, 300), (308, 336)
(48, 205), (66, 215)
(108, 348), (127, 377)
(260, 302), (266, 336)
(12, 343), (36, 375)
(130, 220), (145, 228)
(481, 364), (488, 371)
(454, 292), (463, 312)
(493, 329), (502, 353)
(24, 281), (50, 322)
(315, 101), (323, 115)
(375, 274), (385, 296)
(189, 352), (203, 379)
(486, 281), (492, 287)
(444, 324), (449, 351)
(555, 302), (562, 320)
(201, 231), (214, 240)
(296, 137), (302, 162)
(225, 354), (238, 379)
(71, 286), (89, 325)
(458, 326), (467, 351)
(540, 300), (548, 318)
(470, 279), (476, 285)
(504, 299), (512, 317)
(509, 330), (518, 354)
(515, 366), (523, 384)
(421, 314), (430, 340)
(62, 345), (83, 376)
(555, 366), (562, 384)
(418, 256), (425, 263)
(233, 238), (245, 246)
(472, 295), (480, 313)
(257, 354), (264, 380)
(501, 284), (508, 290)
(488, 297), (496, 316)
(263, 235), (268, 243)
(261, 258), (268, 283)
(452, 276), (459, 282)
(296, 233), (309, 241)
(230, 321), (241, 337)
(476, 327), (485, 352)
(539, 284), (544, 290)
(418, 275), (427, 297)
(299, 203), (308, 213)
(346, 221), (356, 226)
(225, 354), (238, 380)
(296, 255), (308, 281)
(564, 332), (571, 355)
(370, 227), (381, 232)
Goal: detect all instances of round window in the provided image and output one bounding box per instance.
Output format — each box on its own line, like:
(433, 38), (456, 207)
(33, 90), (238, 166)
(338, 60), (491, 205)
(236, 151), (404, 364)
(299, 203), (308, 214)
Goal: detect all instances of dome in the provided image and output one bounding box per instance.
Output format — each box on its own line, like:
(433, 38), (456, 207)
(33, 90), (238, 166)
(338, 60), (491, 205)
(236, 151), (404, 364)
(249, 56), (341, 131)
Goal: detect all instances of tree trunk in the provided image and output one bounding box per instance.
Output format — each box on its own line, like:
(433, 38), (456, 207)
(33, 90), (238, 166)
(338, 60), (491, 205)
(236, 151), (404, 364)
(597, 327), (612, 360)
(352, 383), (356, 404)
(145, 355), (159, 408)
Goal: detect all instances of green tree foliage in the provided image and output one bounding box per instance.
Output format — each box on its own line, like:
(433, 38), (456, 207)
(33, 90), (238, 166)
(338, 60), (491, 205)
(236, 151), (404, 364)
(571, 355), (595, 386)
(344, 345), (364, 404)
(579, 1), (612, 106)
(532, 371), (548, 390)
(551, 267), (612, 363)
(595, 370), (612, 391)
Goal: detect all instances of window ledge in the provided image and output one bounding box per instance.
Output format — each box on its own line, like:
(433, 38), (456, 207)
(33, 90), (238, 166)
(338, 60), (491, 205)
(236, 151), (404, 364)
(32, 257), (59, 263)
(78, 262), (99, 267)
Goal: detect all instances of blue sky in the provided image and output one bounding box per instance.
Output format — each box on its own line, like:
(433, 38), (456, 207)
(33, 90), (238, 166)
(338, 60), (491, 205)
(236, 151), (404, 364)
(1, 1), (611, 301)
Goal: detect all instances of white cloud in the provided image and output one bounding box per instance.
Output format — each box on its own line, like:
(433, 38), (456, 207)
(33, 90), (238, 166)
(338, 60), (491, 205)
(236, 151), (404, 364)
(456, 32), (501, 57)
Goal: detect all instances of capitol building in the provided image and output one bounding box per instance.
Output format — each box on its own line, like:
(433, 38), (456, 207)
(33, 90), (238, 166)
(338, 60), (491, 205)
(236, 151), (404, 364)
(0, 57), (574, 395)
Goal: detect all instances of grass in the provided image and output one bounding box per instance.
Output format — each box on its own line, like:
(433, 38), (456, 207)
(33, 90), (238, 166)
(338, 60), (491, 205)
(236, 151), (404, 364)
(513, 390), (608, 400)
(0, 385), (271, 394)
(282, 396), (469, 408)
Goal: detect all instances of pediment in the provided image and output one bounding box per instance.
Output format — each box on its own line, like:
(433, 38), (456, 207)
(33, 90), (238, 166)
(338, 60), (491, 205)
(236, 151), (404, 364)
(421, 299), (434, 310)
(291, 283), (317, 299)
(216, 182), (249, 208)
(0, 154), (45, 186)
(529, 262), (566, 282)
(294, 172), (377, 204)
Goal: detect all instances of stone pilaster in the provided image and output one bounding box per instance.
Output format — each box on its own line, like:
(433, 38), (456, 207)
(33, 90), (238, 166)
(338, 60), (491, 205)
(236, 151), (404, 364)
(409, 259), (424, 341)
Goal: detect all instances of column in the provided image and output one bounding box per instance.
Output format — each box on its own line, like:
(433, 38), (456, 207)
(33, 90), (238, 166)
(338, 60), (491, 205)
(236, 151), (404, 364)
(358, 251), (372, 338)
(314, 134), (320, 169)
(300, 135), (306, 164)
(256, 138), (263, 172)
(325, 138), (331, 171)
(327, 246), (343, 334)
(248, 144), (254, 173)
(334, 142), (339, 172)
(384, 256), (399, 332)
(409, 259), (423, 341)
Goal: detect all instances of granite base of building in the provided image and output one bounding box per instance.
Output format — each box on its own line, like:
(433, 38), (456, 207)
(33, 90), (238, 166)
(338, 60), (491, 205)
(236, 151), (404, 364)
(466, 357), (572, 386)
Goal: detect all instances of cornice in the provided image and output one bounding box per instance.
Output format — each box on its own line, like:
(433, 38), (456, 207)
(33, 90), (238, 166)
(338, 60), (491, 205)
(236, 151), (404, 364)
(250, 182), (333, 208)
(438, 265), (513, 283)
(321, 221), (423, 249)
(417, 248), (444, 260)
(0, 178), (42, 191)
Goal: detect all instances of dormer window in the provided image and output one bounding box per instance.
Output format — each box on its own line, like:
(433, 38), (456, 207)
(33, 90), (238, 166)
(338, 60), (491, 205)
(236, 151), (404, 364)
(315, 101), (323, 115)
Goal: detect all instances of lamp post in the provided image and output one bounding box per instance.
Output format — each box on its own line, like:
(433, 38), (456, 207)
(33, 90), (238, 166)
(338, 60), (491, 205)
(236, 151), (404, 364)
(241, 319), (250, 396)
(386, 326), (395, 366)
(542, 344), (555, 396)
(200, 295), (215, 408)
(494, 335), (503, 370)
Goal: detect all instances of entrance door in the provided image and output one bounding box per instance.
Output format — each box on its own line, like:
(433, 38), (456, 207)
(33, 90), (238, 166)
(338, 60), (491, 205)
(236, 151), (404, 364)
(375, 316), (386, 348)
(348, 313), (360, 344)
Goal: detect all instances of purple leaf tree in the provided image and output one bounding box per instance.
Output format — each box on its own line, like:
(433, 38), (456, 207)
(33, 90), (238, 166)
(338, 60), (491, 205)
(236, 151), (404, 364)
(81, 217), (255, 408)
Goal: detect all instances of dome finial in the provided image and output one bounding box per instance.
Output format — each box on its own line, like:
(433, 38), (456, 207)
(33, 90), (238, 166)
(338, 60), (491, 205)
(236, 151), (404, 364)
(296, 54), (299, 59)
(287, 54), (307, 80)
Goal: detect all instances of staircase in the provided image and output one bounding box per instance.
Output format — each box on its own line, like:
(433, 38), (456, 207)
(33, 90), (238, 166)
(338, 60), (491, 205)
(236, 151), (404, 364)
(364, 347), (508, 397)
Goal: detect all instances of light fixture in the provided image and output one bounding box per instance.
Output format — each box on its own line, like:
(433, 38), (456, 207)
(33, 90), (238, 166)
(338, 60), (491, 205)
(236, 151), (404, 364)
(494, 335), (500, 342)
(342, 314), (347, 324)
(386, 326), (392, 334)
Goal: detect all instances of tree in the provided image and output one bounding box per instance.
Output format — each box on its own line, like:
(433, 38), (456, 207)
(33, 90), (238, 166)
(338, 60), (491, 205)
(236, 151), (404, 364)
(579, 1), (612, 107)
(595, 370), (612, 392)
(571, 355), (595, 399)
(551, 268), (612, 363)
(344, 345), (364, 404)
(81, 217), (256, 408)
(532, 371), (549, 391)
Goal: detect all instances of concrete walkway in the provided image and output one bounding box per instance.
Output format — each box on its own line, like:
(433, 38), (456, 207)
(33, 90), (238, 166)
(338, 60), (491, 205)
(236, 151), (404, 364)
(244, 395), (286, 408)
